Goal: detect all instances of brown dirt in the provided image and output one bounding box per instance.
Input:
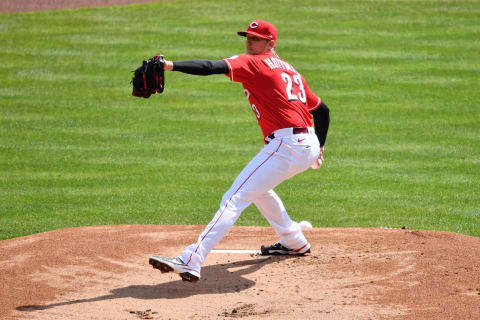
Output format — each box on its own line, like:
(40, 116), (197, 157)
(1, 225), (480, 319)
(0, 0), (159, 13)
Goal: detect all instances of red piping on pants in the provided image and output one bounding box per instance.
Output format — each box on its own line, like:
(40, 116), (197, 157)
(186, 139), (284, 265)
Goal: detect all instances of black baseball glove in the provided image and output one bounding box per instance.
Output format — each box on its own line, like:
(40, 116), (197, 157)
(131, 55), (165, 98)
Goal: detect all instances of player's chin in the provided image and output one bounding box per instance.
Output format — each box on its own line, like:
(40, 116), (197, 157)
(247, 50), (262, 55)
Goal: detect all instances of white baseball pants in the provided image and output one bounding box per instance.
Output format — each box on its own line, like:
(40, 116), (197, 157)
(180, 127), (320, 275)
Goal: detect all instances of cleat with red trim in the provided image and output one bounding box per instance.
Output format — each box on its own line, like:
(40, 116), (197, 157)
(149, 256), (200, 283)
(260, 242), (311, 255)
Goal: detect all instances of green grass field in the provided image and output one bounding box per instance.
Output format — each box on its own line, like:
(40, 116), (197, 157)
(1, 0), (479, 240)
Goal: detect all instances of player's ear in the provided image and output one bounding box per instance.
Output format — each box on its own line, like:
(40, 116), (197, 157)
(267, 40), (276, 49)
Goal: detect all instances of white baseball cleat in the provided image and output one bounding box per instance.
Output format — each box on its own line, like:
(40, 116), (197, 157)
(260, 242), (311, 255)
(149, 256), (200, 283)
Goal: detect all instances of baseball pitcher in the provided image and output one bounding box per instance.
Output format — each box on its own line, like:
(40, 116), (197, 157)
(146, 20), (330, 282)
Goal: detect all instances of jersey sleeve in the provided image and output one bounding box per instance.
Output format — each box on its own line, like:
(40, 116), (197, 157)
(301, 75), (322, 111)
(223, 54), (256, 83)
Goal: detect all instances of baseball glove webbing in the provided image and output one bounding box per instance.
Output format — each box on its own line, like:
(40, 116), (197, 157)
(131, 55), (165, 98)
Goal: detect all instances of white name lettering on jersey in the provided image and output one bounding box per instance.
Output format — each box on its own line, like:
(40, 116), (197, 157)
(263, 57), (297, 74)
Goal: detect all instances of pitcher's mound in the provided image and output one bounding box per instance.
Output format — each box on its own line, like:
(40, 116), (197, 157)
(1, 225), (479, 319)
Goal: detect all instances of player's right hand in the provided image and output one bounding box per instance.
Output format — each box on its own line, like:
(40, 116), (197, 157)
(311, 146), (325, 170)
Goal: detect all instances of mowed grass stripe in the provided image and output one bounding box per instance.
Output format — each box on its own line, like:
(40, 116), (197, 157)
(0, 0), (479, 240)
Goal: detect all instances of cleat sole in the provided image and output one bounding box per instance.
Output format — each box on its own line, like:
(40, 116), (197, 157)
(149, 258), (199, 283)
(149, 258), (174, 273)
(180, 272), (199, 283)
(260, 246), (311, 256)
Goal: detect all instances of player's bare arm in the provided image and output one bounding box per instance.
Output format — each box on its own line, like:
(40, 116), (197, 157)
(163, 60), (174, 71)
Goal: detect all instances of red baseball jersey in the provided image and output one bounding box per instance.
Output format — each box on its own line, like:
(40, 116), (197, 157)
(223, 52), (321, 138)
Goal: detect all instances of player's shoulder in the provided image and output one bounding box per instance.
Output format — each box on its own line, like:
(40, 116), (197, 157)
(226, 53), (274, 61)
(224, 53), (266, 72)
(224, 53), (249, 61)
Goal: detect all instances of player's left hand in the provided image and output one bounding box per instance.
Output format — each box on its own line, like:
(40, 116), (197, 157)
(131, 54), (165, 98)
(311, 146), (325, 170)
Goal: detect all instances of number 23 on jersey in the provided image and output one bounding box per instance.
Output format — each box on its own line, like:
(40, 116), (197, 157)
(281, 72), (306, 104)
(244, 72), (307, 120)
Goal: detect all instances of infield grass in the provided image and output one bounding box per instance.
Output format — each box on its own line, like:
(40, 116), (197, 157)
(1, 0), (479, 240)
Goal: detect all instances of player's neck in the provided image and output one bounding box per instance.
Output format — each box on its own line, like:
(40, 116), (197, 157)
(263, 48), (276, 55)
(248, 48), (276, 56)
(267, 49), (278, 57)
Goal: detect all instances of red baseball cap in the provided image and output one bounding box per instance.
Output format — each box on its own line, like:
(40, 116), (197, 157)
(237, 20), (278, 43)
